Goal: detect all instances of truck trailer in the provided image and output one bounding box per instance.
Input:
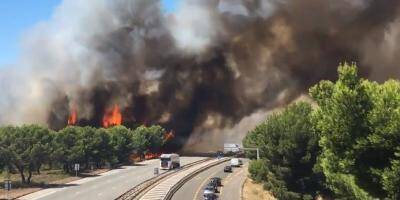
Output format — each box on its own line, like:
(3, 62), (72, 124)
(160, 154), (180, 170)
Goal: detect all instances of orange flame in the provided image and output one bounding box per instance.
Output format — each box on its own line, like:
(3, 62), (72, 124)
(102, 105), (122, 128)
(145, 152), (161, 160)
(164, 131), (175, 142)
(67, 107), (77, 125)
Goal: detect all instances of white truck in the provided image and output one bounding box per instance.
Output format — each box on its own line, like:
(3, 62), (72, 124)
(160, 154), (180, 170)
(224, 143), (241, 153)
(230, 158), (240, 167)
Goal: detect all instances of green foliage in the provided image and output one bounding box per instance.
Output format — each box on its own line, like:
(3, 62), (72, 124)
(131, 125), (165, 155)
(52, 126), (84, 172)
(245, 63), (400, 199)
(0, 125), (52, 183)
(0, 124), (169, 184)
(243, 102), (323, 200)
(106, 126), (134, 164)
(310, 63), (400, 199)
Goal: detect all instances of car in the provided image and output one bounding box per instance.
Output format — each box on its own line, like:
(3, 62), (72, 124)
(224, 165), (232, 172)
(210, 177), (222, 186)
(238, 159), (243, 165)
(203, 193), (218, 200)
(216, 151), (224, 159)
(204, 187), (216, 196)
(205, 183), (218, 193)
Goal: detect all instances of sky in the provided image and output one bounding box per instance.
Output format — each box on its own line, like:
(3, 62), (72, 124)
(0, 0), (179, 66)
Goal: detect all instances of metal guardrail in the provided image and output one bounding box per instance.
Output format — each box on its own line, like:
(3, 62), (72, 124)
(164, 158), (229, 200)
(116, 158), (212, 200)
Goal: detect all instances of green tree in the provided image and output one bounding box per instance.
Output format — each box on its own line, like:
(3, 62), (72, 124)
(52, 126), (84, 173)
(131, 125), (165, 157)
(107, 126), (134, 164)
(364, 80), (400, 199)
(0, 125), (52, 184)
(78, 126), (111, 168)
(310, 63), (400, 199)
(243, 102), (323, 200)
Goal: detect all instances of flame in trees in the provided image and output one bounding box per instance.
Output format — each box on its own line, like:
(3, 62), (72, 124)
(164, 130), (175, 142)
(102, 104), (122, 128)
(145, 152), (161, 160)
(67, 106), (77, 125)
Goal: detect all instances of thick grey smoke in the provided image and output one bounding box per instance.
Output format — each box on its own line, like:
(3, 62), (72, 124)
(1, 0), (400, 150)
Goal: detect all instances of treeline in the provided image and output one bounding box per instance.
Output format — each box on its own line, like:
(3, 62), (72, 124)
(244, 63), (400, 200)
(0, 125), (167, 184)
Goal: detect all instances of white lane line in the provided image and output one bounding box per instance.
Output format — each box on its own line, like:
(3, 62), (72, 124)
(193, 165), (222, 200)
(220, 166), (245, 199)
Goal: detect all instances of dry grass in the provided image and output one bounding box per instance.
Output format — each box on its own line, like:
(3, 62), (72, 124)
(242, 178), (276, 200)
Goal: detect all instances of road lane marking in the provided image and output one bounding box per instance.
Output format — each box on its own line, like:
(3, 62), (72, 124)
(193, 165), (222, 200)
(220, 164), (247, 200)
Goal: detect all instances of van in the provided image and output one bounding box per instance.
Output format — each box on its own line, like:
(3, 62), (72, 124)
(230, 158), (240, 167)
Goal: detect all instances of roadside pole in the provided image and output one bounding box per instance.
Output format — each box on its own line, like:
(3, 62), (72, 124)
(4, 179), (11, 200)
(74, 163), (80, 177)
(241, 147), (260, 160)
(154, 167), (159, 177)
(4, 167), (11, 200)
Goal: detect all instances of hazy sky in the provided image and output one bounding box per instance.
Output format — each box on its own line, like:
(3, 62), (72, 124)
(0, 0), (179, 66)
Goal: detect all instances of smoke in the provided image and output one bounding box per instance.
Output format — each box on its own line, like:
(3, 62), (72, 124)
(1, 0), (400, 150)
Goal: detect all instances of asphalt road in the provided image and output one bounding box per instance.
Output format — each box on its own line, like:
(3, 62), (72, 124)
(20, 157), (205, 200)
(172, 159), (248, 200)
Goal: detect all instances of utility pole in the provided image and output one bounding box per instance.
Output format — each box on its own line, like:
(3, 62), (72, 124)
(241, 147), (260, 160)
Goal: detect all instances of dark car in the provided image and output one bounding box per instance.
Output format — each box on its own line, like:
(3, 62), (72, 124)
(205, 183), (218, 193)
(216, 151), (224, 159)
(204, 193), (218, 200)
(224, 165), (232, 172)
(210, 177), (222, 186)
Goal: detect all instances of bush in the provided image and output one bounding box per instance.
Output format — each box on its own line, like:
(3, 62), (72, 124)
(243, 102), (324, 200)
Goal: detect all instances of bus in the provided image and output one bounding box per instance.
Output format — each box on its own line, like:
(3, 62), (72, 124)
(160, 154), (180, 170)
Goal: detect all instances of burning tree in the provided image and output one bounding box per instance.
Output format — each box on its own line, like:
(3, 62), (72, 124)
(102, 105), (122, 128)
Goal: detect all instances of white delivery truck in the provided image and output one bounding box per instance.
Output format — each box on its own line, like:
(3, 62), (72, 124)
(224, 143), (241, 153)
(230, 158), (240, 167)
(160, 154), (180, 170)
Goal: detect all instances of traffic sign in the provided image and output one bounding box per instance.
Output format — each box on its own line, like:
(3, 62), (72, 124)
(74, 163), (80, 171)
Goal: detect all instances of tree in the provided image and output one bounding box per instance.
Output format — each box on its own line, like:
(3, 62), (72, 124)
(106, 126), (134, 164)
(131, 125), (165, 157)
(52, 126), (84, 173)
(0, 125), (52, 184)
(0, 127), (14, 174)
(243, 102), (323, 200)
(77, 126), (111, 169)
(310, 63), (400, 199)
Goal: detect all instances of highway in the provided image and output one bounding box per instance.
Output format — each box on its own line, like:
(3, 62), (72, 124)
(20, 157), (205, 200)
(172, 159), (248, 200)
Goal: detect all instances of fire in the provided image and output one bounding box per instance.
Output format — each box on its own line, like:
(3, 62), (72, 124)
(164, 130), (175, 142)
(102, 104), (122, 128)
(145, 152), (161, 160)
(67, 107), (77, 125)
